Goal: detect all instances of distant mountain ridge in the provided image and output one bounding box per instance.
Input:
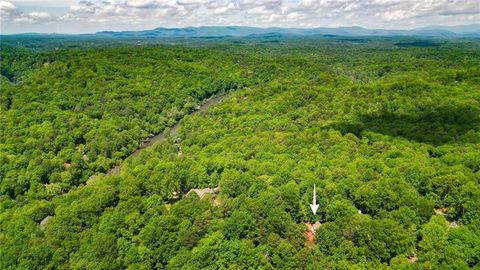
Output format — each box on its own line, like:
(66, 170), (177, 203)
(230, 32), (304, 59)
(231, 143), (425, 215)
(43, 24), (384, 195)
(4, 24), (479, 38)
(93, 25), (480, 38)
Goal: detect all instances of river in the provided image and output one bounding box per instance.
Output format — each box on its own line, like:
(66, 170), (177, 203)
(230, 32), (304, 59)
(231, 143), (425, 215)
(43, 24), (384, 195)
(104, 93), (227, 176)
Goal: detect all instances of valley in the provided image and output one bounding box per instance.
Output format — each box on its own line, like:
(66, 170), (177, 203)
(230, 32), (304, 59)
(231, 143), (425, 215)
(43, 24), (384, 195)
(1, 37), (479, 269)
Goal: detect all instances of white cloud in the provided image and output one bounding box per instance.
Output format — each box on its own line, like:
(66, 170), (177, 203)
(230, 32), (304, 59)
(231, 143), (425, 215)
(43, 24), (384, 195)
(376, 9), (409, 21)
(126, 0), (158, 8)
(13, 11), (51, 23)
(213, 2), (234, 15)
(292, 0), (479, 27)
(2, 1), (55, 24)
(0, 1), (17, 18)
(1, 0), (479, 33)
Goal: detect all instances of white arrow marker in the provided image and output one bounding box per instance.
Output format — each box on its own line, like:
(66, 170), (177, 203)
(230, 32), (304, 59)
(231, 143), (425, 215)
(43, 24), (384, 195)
(310, 184), (319, 214)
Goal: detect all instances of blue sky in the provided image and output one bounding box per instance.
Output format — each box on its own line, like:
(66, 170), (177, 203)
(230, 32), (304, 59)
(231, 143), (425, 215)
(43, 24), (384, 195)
(1, 0), (479, 34)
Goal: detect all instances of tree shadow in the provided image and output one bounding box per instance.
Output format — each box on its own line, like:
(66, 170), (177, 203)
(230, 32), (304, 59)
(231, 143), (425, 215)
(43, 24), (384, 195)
(332, 105), (480, 146)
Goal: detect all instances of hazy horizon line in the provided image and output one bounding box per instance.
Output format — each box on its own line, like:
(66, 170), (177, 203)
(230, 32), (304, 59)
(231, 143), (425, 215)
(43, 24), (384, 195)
(2, 23), (479, 36)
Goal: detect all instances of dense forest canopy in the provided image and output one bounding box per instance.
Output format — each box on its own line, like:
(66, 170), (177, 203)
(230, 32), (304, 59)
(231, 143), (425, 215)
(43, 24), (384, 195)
(0, 36), (479, 269)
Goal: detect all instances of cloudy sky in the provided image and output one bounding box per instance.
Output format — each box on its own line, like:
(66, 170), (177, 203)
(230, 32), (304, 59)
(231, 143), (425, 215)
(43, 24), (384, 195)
(1, 0), (479, 34)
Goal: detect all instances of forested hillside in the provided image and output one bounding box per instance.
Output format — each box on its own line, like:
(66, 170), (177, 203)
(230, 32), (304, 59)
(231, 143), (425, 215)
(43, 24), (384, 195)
(1, 38), (479, 269)
(0, 44), (271, 198)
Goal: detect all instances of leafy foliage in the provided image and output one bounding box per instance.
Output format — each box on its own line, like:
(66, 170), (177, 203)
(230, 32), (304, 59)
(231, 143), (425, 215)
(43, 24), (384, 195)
(1, 37), (479, 269)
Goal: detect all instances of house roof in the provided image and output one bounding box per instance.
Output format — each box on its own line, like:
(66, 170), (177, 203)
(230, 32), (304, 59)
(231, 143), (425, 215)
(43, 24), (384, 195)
(305, 221), (322, 234)
(187, 187), (219, 199)
(40, 216), (52, 230)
